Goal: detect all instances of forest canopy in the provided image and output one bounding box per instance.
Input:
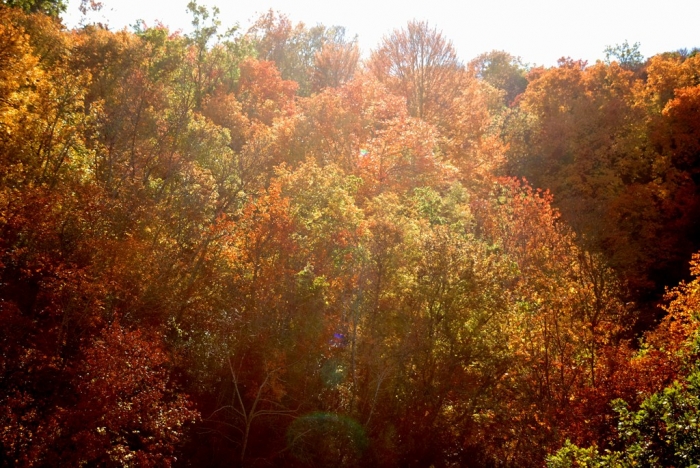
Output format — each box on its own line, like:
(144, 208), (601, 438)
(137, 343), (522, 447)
(1, 3), (700, 467)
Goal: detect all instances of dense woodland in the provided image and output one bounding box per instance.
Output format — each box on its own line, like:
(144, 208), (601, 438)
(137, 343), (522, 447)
(1, 1), (700, 466)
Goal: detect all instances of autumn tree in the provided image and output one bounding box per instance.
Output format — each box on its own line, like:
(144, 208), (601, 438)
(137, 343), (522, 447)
(505, 52), (700, 320)
(469, 50), (528, 106)
(291, 75), (408, 173)
(247, 10), (357, 96)
(466, 179), (629, 463)
(311, 40), (359, 92)
(437, 74), (507, 185)
(549, 253), (700, 467)
(60, 323), (198, 467)
(504, 58), (653, 300)
(368, 20), (463, 120)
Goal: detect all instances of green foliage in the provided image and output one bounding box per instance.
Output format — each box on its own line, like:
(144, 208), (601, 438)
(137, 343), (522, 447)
(2, 0), (66, 16)
(550, 259), (700, 467)
(549, 368), (700, 467)
(469, 50), (529, 105)
(287, 413), (368, 467)
(604, 40), (644, 69)
(547, 440), (609, 468)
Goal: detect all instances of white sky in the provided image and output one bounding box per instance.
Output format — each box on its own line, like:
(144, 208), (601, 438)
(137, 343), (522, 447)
(63, 0), (700, 67)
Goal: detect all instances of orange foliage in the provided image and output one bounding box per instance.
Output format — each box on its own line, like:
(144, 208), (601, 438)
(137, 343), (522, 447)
(235, 58), (297, 125)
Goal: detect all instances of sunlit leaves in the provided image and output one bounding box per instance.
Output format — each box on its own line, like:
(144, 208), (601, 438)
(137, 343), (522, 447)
(70, 322), (199, 467)
(4, 6), (700, 467)
(549, 254), (700, 467)
(369, 20), (463, 120)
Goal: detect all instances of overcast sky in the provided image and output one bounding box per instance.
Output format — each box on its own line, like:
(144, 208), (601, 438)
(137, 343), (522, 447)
(63, 0), (700, 67)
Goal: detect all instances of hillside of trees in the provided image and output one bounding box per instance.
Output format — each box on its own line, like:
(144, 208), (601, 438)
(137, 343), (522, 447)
(1, 2), (700, 466)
